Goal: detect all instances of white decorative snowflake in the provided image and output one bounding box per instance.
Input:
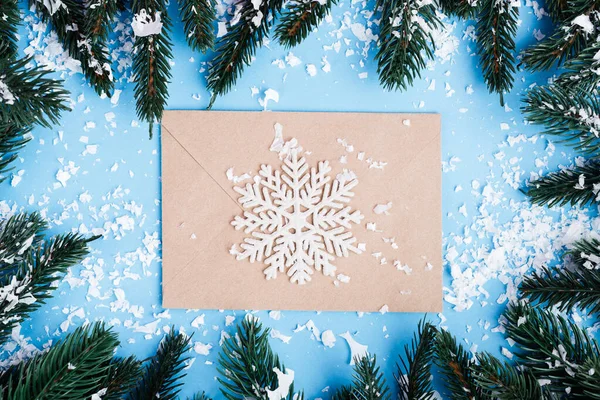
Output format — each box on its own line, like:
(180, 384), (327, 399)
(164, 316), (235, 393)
(230, 151), (364, 284)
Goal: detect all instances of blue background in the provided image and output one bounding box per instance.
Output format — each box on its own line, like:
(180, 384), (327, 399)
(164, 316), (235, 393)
(2, 1), (596, 398)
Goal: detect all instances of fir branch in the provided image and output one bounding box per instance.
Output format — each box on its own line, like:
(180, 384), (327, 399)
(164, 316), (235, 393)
(554, 40), (600, 91)
(207, 0), (285, 108)
(396, 320), (436, 400)
(577, 357), (600, 399)
(434, 329), (481, 400)
(503, 302), (600, 396)
(179, 0), (216, 53)
(31, 0), (114, 96)
(131, 0), (173, 137)
(569, 238), (600, 270)
(218, 315), (300, 400)
(129, 328), (191, 400)
(0, 55), (70, 129)
(1, 322), (119, 399)
(274, 0), (337, 48)
(347, 355), (390, 400)
(0, 232), (96, 344)
(0, 212), (47, 269)
(189, 393), (213, 400)
(102, 356), (143, 400)
(438, 0), (478, 18)
(375, 0), (440, 92)
(524, 159), (600, 208)
(476, 0), (518, 106)
(0, 0), (19, 59)
(0, 124), (31, 182)
(521, 265), (600, 315)
(522, 84), (600, 155)
(521, 3), (598, 71)
(544, 0), (570, 22)
(471, 352), (543, 400)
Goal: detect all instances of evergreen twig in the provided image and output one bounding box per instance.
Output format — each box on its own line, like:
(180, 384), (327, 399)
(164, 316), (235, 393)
(179, 0), (216, 53)
(554, 40), (600, 91)
(0, 323), (119, 399)
(471, 352), (543, 400)
(476, 0), (518, 106)
(0, 0), (19, 59)
(207, 0), (285, 108)
(569, 238), (600, 270)
(503, 302), (600, 396)
(275, 0), (337, 48)
(218, 315), (300, 400)
(435, 329), (481, 400)
(396, 320), (436, 400)
(102, 356), (143, 400)
(524, 159), (600, 208)
(332, 355), (390, 400)
(0, 124), (31, 182)
(375, 0), (440, 92)
(129, 328), (191, 400)
(0, 232), (97, 344)
(0, 212), (47, 269)
(131, 0), (173, 137)
(438, 0), (477, 18)
(522, 85), (600, 155)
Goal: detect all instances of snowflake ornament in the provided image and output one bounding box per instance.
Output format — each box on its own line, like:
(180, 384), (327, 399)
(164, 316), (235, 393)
(230, 151), (365, 284)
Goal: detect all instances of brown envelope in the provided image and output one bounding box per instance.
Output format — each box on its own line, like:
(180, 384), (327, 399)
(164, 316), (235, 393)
(161, 111), (441, 312)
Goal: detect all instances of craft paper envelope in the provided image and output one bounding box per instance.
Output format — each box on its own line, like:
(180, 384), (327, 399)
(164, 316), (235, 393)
(161, 111), (441, 312)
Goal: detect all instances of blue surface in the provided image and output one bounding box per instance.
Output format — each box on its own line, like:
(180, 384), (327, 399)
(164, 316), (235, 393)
(2, 2), (596, 398)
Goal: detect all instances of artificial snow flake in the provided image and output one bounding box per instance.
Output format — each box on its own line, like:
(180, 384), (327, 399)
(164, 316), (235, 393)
(231, 151), (364, 284)
(131, 9), (163, 37)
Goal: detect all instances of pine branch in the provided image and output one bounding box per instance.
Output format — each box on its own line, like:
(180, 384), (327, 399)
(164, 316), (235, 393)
(476, 0), (518, 106)
(577, 357), (600, 399)
(396, 320), (436, 400)
(521, 3), (598, 71)
(31, 0), (114, 96)
(472, 352), (543, 400)
(129, 328), (191, 400)
(0, 0), (19, 59)
(0, 55), (70, 129)
(0, 124), (31, 182)
(131, 0), (173, 137)
(179, 0), (216, 53)
(554, 40), (600, 91)
(189, 393), (213, 400)
(207, 0), (285, 108)
(524, 159), (600, 208)
(274, 0), (337, 48)
(0, 232), (96, 344)
(375, 0), (440, 92)
(522, 84), (600, 155)
(569, 238), (600, 270)
(438, 0), (477, 18)
(544, 0), (571, 22)
(0, 212), (47, 269)
(102, 356), (143, 400)
(343, 355), (390, 400)
(218, 315), (300, 400)
(1, 323), (119, 399)
(503, 302), (600, 396)
(521, 265), (600, 315)
(434, 329), (481, 400)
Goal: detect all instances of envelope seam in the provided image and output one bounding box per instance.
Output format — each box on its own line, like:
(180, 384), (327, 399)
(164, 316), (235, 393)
(161, 124), (244, 212)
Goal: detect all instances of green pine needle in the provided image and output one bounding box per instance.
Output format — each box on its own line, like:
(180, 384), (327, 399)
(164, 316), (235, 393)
(0, 212), (47, 269)
(207, 0), (285, 108)
(274, 0), (337, 48)
(375, 0), (440, 92)
(522, 85), (600, 155)
(396, 320), (436, 400)
(438, 0), (478, 18)
(218, 315), (300, 400)
(131, 0), (173, 138)
(476, 0), (518, 106)
(569, 238), (600, 270)
(0, 231), (97, 344)
(332, 355), (390, 400)
(0, 0), (19, 59)
(102, 356), (143, 400)
(521, 265), (600, 315)
(1, 323), (119, 399)
(129, 328), (192, 400)
(577, 357), (600, 399)
(0, 55), (70, 129)
(179, 0), (216, 53)
(31, 0), (115, 96)
(554, 40), (600, 91)
(189, 393), (213, 400)
(0, 124), (31, 182)
(434, 328), (481, 400)
(520, 4), (598, 71)
(471, 352), (543, 400)
(523, 159), (600, 208)
(503, 302), (600, 396)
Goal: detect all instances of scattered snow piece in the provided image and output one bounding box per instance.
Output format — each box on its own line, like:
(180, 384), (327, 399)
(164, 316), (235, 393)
(194, 342), (212, 355)
(269, 122), (302, 160)
(378, 304), (389, 314)
(132, 9), (163, 37)
(226, 167), (251, 184)
(571, 15), (595, 34)
(340, 331), (368, 365)
(321, 330), (336, 348)
(266, 368), (295, 400)
(285, 52), (302, 67)
(91, 388), (108, 400)
(191, 314), (205, 328)
(269, 310), (281, 320)
(306, 64), (317, 77)
(270, 329), (292, 344)
(373, 202), (392, 215)
(259, 88), (279, 110)
(402, 119), (411, 126)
